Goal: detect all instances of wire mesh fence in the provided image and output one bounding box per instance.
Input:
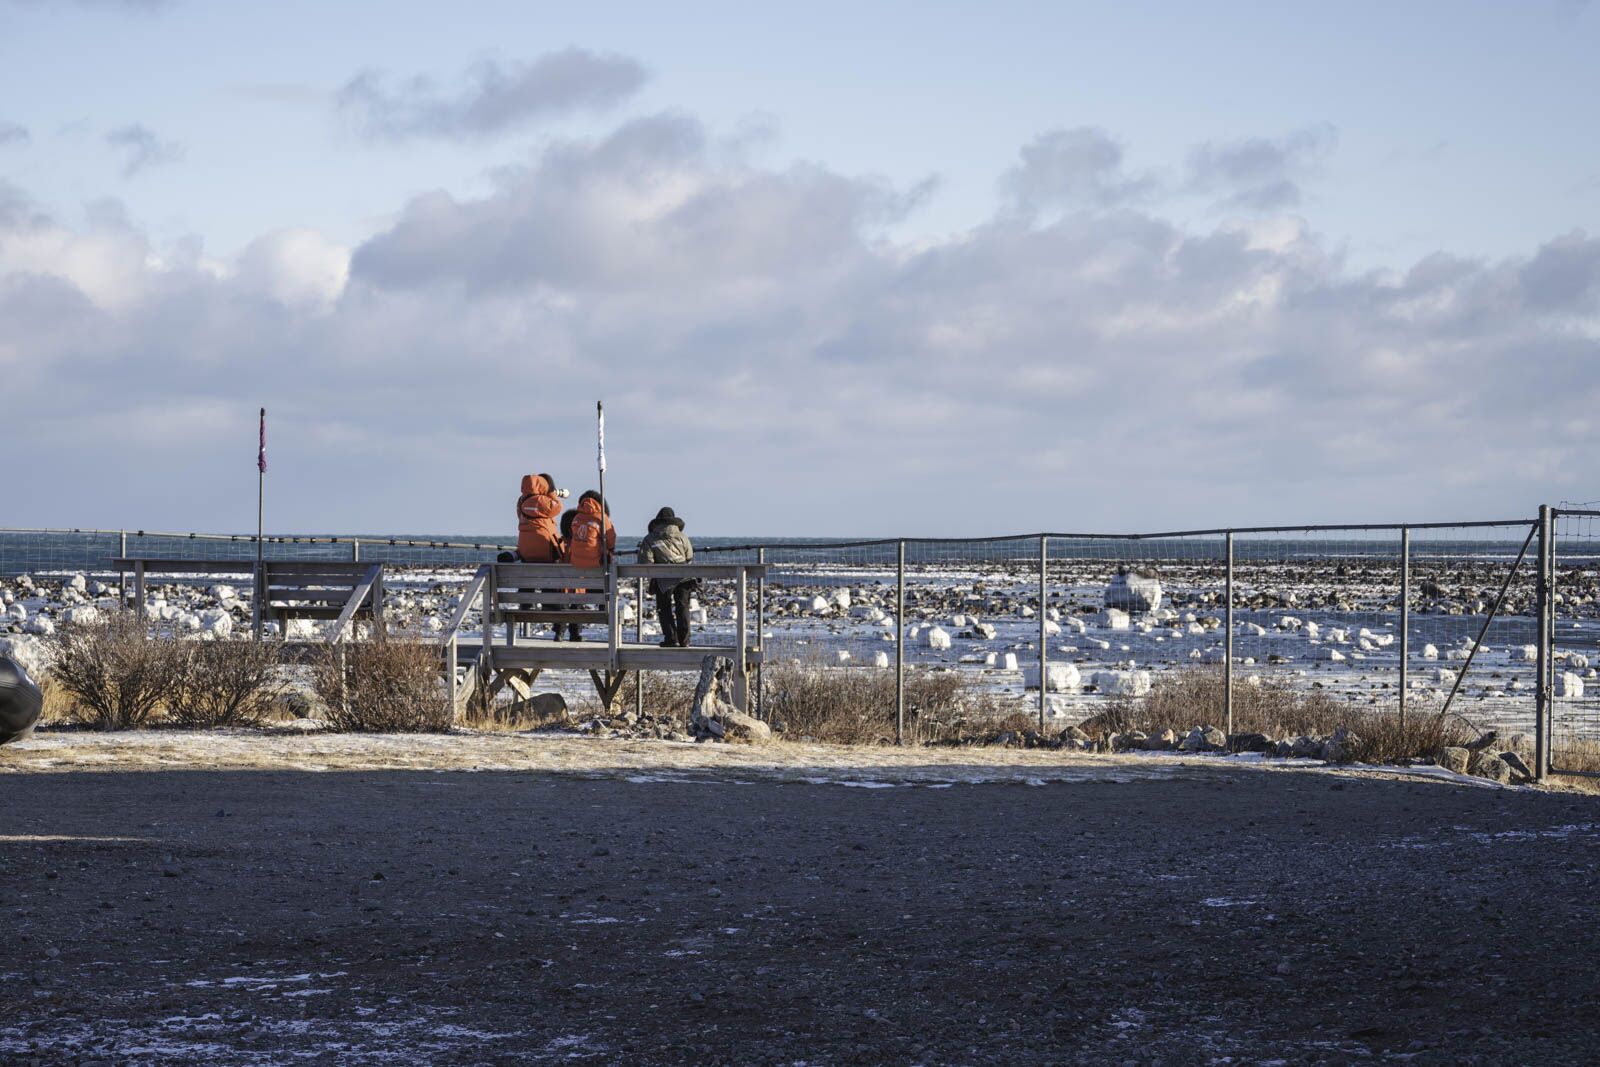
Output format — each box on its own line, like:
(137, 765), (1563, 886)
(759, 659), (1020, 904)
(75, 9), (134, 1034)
(0, 515), (1582, 768)
(1551, 509), (1600, 773)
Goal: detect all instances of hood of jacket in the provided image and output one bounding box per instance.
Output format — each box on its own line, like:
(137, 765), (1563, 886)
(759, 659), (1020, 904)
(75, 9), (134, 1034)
(520, 474), (553, 497)
(577, 495), (607, 521)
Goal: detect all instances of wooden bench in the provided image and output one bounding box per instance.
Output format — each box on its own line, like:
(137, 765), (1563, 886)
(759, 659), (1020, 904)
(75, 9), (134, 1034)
(442, 559), (766, 714)
(111, 558), (384, 643)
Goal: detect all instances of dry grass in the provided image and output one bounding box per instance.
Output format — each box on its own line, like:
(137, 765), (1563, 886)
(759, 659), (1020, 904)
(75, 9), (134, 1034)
(1083, 668), (1475, 763)
(166, 640), (285, 728)
(762, 659), (1026, 745)
(311, 638), (452, 733)
(38, 676), (75, 724)
(49, 612), (186, 730)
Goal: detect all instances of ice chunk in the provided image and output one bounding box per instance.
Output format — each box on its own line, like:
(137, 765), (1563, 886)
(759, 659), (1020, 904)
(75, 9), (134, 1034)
(1104, 571), (1162, 613)
(1092, 669), (1151, 697)
(1023, 662), (1081, 691)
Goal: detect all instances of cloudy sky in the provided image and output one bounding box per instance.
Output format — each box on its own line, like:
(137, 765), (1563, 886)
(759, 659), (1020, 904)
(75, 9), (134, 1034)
(2, 1), (1598, 537)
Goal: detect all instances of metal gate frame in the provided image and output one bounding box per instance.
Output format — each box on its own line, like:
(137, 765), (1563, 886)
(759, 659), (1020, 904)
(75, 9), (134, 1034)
(1547, 506), (1600, 778)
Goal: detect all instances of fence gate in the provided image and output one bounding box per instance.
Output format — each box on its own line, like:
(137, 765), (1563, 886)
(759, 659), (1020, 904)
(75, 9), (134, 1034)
(1550, 508), (1600, 776)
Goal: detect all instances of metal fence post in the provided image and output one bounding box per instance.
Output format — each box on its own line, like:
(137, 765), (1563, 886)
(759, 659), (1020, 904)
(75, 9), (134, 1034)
(1399, 526), (1409, 726)
(118, 529), (127, 606)
(1224, 531), (1234, 737)
(756, 547), (766, 721)
(1038, 535), (1048, 731)
(896, 540), (906, 745)
(636, 576), (645, 719)
(351, 539), (360, 562)
(1536, 505), (1552, 780)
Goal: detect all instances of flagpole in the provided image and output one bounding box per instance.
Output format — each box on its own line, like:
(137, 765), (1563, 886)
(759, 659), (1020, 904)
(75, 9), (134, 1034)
(253, 407), (265, 640)
(596, 401), (607, 559)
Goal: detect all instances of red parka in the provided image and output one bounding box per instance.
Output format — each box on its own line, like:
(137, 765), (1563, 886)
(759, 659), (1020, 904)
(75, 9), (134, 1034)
(567, 495), (616, 569)
(516, 474), (563, 562)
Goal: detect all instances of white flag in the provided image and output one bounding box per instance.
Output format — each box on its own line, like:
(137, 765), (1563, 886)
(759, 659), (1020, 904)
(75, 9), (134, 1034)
(597, 404), (606, 473)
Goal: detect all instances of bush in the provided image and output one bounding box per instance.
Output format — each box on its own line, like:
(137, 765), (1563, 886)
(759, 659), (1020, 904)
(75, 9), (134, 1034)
(311, 638), (452, 733)
(762, 659), (1022, 744)
(167, 639), (284, 728)
(50, 612), (185, 729)
(1084, 668), (1474, 763)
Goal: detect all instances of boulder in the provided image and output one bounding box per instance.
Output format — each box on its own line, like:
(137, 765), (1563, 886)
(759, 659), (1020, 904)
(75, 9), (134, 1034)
(1228, 732), (1273, 754)
(926, 627), (952, 651)
(1321, 728), (1360, 763)
(995, 651), (1019, 671)
(1098, 608), (1131, 631)
(24, 616), (55, 637)
(1473, 753), (1512, 784)
(970, 622), (997, 640)
(871, 651), (890, 669)
(1437, 746), (1471, 774)
(62, 605), (101, 627)
(1179, 726), (1226, 752)
(1144, 728), (1178, 752)
(1023, 662), (1081, 692)
(809, 596), (831, 613)
(1289, 735), (1322, 758)
(1421, 644), (1439, 660)
(1060, 725), (1091, 744)
(832, 589), (852, 611)
(1556, 672), (1584, 699)
(1499, 751), (1534, 782)
(529, 692), (569, 721)
(1104, 570), (1162, 614)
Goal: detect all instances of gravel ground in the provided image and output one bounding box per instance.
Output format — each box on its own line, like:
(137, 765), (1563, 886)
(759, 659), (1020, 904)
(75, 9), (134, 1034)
(3, 742), (1600, 1064)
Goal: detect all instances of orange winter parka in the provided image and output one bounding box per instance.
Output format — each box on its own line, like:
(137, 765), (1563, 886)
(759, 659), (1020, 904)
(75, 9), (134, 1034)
(567, 496), (616, 570)
(516, 475), (564, 563)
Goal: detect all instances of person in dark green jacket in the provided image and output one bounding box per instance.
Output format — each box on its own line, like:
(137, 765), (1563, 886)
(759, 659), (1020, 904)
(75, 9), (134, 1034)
(638, 507), (695, 646)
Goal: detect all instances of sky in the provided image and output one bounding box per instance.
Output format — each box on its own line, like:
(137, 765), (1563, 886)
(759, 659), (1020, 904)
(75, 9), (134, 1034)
(1, 0), (1598, 537)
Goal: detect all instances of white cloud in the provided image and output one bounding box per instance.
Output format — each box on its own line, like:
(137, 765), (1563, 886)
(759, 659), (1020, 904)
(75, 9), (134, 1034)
(338, 48), (648, 141)
(0, 120), (1596, 534)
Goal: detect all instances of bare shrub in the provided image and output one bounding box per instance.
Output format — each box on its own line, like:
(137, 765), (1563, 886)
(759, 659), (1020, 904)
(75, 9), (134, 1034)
(763, 659), (1022, 745)
(311, 638), (452, 733)
(50, 613), (185, 729)
(611, 671), (699, 722)
(166, 639), (284, 728)
(1084, 668), (1474, 762)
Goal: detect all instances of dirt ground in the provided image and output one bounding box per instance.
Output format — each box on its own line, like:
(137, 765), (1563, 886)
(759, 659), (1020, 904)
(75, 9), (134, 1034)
(3, 734), (1600, 1065)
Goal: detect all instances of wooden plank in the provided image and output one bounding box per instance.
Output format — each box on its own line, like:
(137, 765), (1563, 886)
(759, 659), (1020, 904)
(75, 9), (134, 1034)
(326, 564), (381, 644)
(495, 593), (610, 607)
(502, 611), (606, 626)
(112, 559), (259, 576)
(441, 565), (488, 642)
(607, 556), (620, 671)
(262, 562), (377, 575)
(480, 564), (495, 680)
(735, 566), (749, 711)
(493, 563), (609, 582)
(134, 562), (146, 631)
(265, 592), (362, 605)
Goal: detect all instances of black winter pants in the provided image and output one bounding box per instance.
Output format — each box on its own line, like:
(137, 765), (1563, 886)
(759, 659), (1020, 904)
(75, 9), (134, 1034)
(654, 584), (694, 646)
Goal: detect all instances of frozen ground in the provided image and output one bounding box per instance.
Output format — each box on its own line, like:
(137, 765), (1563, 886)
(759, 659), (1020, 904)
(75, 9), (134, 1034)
(4, 731), (1600, 1063)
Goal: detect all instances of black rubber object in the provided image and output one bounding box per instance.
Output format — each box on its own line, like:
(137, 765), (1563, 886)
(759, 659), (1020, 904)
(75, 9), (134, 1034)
(0, 654), (43, 745)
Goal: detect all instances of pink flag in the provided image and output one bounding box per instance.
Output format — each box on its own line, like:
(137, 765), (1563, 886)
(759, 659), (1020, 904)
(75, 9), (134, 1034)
(257, 407), (267, 474)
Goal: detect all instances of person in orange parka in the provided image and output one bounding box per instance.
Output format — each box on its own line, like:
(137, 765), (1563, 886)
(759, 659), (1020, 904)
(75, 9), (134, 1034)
(566, 490), (616, 569)
(516, 473), (564, 563)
